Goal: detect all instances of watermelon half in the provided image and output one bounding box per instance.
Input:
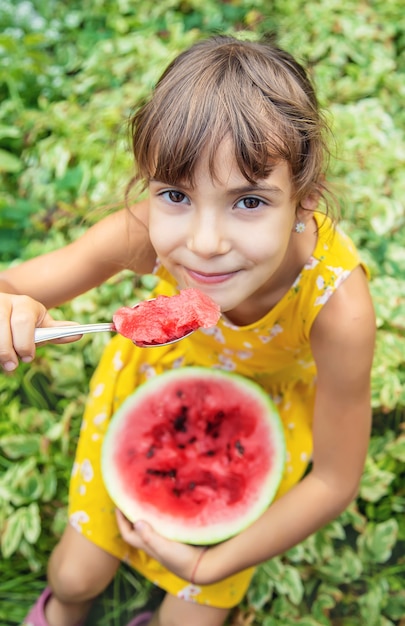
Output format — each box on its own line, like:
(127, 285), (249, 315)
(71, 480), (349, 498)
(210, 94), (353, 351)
(102, 367), (285, 545)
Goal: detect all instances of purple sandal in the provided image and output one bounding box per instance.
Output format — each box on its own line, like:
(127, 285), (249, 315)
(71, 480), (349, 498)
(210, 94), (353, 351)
(23, 588), (52, 626)
(23, 587), (85, 626)
(126, 611), (153, 626)
(23, 586), (152, 626)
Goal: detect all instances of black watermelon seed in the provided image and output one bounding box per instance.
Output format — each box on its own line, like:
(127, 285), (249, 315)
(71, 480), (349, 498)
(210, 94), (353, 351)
(235, 440), (245, 455)
(173, 409), (188, 432)
(146, 468), (163, 476)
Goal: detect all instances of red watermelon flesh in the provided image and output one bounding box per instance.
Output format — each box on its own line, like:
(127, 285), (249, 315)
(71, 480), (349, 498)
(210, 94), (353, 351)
(112, 289), (220, 345)
(102, 367), (285, 545)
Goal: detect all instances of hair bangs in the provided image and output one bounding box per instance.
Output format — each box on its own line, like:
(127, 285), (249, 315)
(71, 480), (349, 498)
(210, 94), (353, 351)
(132, 63), (295, 188)
(129, 35), (332, 209)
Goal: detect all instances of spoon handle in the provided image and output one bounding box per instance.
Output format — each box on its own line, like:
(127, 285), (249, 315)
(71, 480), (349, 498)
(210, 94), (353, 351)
(34, 323), (114, 343)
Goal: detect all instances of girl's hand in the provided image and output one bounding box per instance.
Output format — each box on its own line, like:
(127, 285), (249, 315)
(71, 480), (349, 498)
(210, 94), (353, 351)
(0, 292), (79, 372)
(115, 509), (205, 582)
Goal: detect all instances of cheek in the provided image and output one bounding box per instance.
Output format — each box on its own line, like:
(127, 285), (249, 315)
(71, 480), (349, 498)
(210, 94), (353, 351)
(245, 237), (284, 262)
(148, 216), (179, 258)
(244, 229), (293, 269)
(149, 229), (166, 257)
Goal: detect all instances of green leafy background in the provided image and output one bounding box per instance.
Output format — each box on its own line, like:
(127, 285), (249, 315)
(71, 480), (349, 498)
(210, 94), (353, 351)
(1, 1), (404, 624)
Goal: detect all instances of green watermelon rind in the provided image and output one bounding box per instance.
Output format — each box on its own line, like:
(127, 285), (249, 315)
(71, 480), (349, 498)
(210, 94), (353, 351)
(101, 367), (286, 545)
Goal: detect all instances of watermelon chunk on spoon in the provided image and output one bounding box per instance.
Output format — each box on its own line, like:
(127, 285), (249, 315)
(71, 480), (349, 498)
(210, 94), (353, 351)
(112, 288), (220, 346)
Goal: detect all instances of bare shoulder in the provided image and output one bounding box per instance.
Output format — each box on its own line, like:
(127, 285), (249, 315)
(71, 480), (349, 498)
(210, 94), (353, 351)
(78, 201), (155, 273)
(311, 266), (376, 382)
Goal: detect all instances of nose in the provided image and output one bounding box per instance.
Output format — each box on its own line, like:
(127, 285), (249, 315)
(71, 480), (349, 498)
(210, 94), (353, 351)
(186, 208), (231, 258)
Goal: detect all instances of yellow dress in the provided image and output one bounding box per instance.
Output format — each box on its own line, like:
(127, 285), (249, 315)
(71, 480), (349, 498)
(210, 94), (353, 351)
(69, 213), (367, 608)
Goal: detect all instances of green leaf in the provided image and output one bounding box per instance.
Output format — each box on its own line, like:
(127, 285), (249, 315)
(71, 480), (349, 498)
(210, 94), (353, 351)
(359, 457), (396, 502)
(384, 591), (405, 620)
(295, 619), (326, 626)
(357, 519), (399, 563)
(1, 509), (24, 558)
(21, 503), (41, 544)
(0, 148), (22, 172)
(41, 467), (57, 502)
(262, 618), (280, 626)
(311, 583), (343, 622)
(385, 434), (405, 462)
(0, 434), (41, 459)
(281, 566), (304, 605)
(247, 577), (273, 610)
(273, 563), (304, 605)
(0, 124), (21, 140)
(358, 580), (388, 626)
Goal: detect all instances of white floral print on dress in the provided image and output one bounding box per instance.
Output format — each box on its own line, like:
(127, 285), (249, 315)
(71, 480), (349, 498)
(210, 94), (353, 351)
(177, 584), (202, 602)
(113, 350), (124, 371)
(139, 363), (157, 379)
(304, 256), (319, 270)
(217, 354), (237, 371)
(200, 326), (226, 343)
(69, 510), (90, 532)
(259, 323), (283, 344)
(93, 412), (107, 425)
(80, 459), (94, 482)
(93, 382), (105, 397)
(236, 350), (253, 360)
(314, 287), (334, 306)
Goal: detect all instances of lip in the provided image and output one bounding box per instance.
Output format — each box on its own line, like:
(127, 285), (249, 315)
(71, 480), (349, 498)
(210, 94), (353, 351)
(185, 268), (239, 285)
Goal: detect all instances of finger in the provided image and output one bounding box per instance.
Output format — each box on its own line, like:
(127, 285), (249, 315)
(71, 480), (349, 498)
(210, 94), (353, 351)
(0, 296), (19, 371)
(131, 519), (190, 567)
(10, 301), (53, 359)
(115, 509), (133, 536)
(115, 511), (158, 554)
(0, 295), (46, 370)
(115, 510), (197, 579)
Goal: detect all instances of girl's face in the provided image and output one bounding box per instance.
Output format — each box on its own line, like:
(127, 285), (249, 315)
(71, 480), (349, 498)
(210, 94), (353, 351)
(148, 140), (304, 323)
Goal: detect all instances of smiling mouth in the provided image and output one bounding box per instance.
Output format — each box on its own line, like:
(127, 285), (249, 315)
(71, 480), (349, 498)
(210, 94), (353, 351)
(186, 268), (239, 284)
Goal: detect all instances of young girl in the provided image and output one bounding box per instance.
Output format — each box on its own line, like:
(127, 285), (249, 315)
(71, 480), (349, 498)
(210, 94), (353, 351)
(0, 35), (375, 626)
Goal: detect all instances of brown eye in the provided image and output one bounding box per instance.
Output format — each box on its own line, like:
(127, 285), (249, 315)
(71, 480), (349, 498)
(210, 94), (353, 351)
(238, 197), (262, 210)
(168, 190), (186, 203)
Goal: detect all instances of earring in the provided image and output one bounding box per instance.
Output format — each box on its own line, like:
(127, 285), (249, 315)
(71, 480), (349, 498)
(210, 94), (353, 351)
(294, 221), (306, 234)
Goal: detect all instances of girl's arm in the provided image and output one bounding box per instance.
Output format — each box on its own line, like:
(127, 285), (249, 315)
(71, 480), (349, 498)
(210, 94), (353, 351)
(197, 265), (375, 581)
(117, 265), (375, 583)
(0, 201), (155, 369)
(0, 202), (153, 307)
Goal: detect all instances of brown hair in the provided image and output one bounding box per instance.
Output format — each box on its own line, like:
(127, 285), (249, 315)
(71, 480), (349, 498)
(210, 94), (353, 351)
(128, 35), (333, 212)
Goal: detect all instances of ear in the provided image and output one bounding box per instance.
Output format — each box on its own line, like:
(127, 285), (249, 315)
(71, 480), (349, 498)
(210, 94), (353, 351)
(297, 187), (321, 222)
(300, 194), (319, 211)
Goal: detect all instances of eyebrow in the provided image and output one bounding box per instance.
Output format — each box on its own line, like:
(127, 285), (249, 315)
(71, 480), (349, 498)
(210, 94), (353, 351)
(226, 184), (283, 196)
(150, 179), (284, 196)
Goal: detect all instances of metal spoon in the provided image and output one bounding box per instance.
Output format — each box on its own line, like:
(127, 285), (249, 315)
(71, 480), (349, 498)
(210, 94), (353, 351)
(34, 322), (194, 347)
